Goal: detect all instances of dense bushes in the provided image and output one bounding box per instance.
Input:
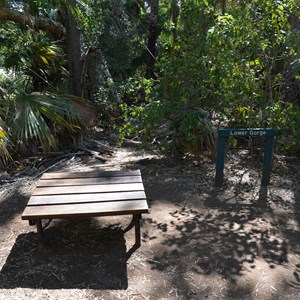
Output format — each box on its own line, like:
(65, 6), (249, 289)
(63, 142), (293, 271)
(118, 0), (300, 155)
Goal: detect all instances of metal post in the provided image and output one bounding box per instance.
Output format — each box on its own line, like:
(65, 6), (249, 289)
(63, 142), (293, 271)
(215, 137), (226, 186)
(36, 219), (44, 247)
(134, 214), (141, 247)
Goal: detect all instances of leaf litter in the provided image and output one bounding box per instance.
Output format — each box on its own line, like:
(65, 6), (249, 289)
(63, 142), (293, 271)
(0, 134), (300, 299)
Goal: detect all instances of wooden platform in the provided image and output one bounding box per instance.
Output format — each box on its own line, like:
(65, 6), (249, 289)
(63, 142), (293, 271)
(22, 169), (148, 247)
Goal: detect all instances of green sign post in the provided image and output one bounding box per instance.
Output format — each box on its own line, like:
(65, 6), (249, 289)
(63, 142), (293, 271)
(215, 128), (276, 186)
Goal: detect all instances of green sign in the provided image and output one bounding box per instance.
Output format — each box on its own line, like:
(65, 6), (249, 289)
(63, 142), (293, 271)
(215, 128), (276, 186)
(218, 128), (275, 137)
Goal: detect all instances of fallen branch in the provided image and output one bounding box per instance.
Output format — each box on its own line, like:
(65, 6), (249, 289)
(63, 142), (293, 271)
(78, 147), (107, 162)
(33, 157), (69, 178)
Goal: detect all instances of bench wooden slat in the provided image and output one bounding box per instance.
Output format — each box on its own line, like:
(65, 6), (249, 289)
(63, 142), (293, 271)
(41, 170), (141, 179)
(37, 175), (142, 187)
(33, 182), (144, 196)
(22, 199), (149, 220)
(27, 191), (146, 206)
(22, 169), (148, 247)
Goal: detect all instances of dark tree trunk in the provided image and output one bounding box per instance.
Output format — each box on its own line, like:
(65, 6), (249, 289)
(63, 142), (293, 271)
(145, 0), (159, 79)
(63, 6), (83, 97)
(0, 5), (84, 98)
(171, 0), (179, 44)
(221, 0), (226, 14)
(0, 8), (65, 37)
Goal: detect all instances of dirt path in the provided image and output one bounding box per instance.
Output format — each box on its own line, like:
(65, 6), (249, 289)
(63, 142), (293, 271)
(0, 139), (300, 300)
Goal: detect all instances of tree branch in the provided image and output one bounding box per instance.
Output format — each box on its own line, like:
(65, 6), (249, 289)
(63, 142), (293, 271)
(0, 8), (65, 38)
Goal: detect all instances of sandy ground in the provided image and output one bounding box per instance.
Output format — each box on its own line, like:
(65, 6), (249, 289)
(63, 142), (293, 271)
(0, 137), (300, 300)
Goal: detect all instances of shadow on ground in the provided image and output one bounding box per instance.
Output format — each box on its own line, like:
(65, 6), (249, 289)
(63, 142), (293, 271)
(288, 187), (300, 290)
(0, 180), (33, 227)
(0, 219), (129, 290)
(145, 184), (293, 299)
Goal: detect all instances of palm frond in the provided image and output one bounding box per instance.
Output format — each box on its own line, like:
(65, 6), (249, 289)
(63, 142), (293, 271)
(11, 91), (85, 152)
(0, 119), (12, 166)
(29, 92), (84, 130)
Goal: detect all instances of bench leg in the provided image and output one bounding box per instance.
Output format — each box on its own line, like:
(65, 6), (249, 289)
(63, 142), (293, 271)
(123, 217), (135, 233)
(134, 214), (141, 247)
(123, 214), (142, 248)
(29, 220), (36, 226)
(36, 219), (45, 247)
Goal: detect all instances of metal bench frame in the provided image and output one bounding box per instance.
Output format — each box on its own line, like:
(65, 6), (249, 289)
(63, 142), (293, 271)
(22, 170), (148, 249)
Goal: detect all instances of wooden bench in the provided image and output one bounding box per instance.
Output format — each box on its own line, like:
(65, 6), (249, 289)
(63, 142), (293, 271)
(22, 169), (148, 248)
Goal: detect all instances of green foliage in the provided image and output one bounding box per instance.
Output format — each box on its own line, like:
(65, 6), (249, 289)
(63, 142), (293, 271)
(118, 77), (162, 146)
(205, 0), (300, 151)
(11, 92), (83, 150)
(119, 1), (216, 153)
(78, 0), (148, 125)
(83, 0), (145, 78)
(0, 106), (12, 166)
(0, 75), (83, 159)
(118, 75), (216, 155)
(1, 0), (299, 160)
(266, 101), (300, 150)
(0, 0), (88, 165)
(117, 0), (300, 155)
(0, 22), (67, 92)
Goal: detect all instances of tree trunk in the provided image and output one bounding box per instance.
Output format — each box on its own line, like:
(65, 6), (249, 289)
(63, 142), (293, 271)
(221, 0), (226, 14)
(62, 6), (83, 97)
(145, 0), (159, 79)
(171, 0), (179, 44)
(0, 8), (65, 38)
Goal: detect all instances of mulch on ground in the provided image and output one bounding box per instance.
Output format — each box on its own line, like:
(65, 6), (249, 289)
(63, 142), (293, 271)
(0, 137), (300, 300)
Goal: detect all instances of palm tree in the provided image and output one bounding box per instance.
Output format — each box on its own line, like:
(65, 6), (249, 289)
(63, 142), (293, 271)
(0, 75), (84, 163)
(0, 0), (90, 166)
(0, 0), (87, 97)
